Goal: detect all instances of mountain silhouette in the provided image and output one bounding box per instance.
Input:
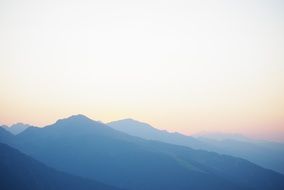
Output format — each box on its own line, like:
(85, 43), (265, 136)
(108, 118), (208, 149)
(2, 115), (284, 190)
(0, 143), (122, 190)
(4, 123), (34, 135)
(196, 136), (284, 174)
(109, 119), (284, 174)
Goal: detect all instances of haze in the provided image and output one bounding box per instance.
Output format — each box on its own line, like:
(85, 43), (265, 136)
(0, 0), (284, 141)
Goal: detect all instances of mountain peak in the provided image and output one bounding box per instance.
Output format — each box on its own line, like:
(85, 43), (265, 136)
(20, 114), (126, 140)
(120, 118), (136, 122)
(55, 114), (94, 124)
(48, 114), (107, 131)
(5, 123), (33, 135)
(67, 114), (91, 121)
(110, 118), (154, 129)
(11, 122), (27, 126)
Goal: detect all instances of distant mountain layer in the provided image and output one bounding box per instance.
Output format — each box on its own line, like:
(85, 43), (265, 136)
(109, 119), (284, 174)
(0, 143), (121, 190)
(193, 132), (251, 141)
(1, 115), (284, 190)
(108, 119), (210, 149)
(3, 123), (35, 135)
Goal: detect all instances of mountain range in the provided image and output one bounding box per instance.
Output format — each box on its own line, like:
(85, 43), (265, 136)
(1, 123), (33, 135)
(108, 118), (284, 174)
(1, 114), (284, 190)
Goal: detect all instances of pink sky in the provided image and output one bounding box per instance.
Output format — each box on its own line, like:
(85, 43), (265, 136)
(0, 0), (284, 142)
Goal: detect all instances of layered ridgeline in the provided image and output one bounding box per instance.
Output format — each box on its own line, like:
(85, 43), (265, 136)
(195, 132), (284, 174)
(1, 115), (284, 190)
(1, 123), (34, 135)
(0, 143), (122, 190)
(108, 119), (284, 174)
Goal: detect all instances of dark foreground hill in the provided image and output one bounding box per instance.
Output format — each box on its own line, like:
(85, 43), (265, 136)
(0, 143), (122, 190)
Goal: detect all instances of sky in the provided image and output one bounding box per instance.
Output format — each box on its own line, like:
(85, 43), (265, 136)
(0, 0), (284, 141)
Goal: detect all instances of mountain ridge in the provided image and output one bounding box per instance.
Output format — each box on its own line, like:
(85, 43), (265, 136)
(1, 114), (282, 190)
(109, 118), (284, 174)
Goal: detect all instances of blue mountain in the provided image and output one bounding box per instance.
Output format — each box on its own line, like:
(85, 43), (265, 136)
(4, 123), (34, 135)
(108, 118), (208, 149)
(1, 115), (284, 190)
(109, 119), (284, 174)
(0, 127), (15, 144)
(0, 143), (122, 190)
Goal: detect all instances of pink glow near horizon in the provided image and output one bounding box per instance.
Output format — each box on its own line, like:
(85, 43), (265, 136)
(0, 0), (284, 142)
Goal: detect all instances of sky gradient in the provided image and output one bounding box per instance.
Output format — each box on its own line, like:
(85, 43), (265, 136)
(1, 0), (284, 141)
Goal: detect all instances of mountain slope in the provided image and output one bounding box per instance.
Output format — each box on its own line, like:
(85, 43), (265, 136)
(4, 123), (33, 135)
(6, 115), (284, 190)
(109, 119), (284, 174)
(196, 137), (284, 174)
(0, 143), (122, 190)
(0, 127), (15, 145)
(108, 119), (208, 149)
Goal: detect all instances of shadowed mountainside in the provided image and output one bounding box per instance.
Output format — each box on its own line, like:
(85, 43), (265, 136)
(0, 143), (122, 190)
(109, 119), (284, 174)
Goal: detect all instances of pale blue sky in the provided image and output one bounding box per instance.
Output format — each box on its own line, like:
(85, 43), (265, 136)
(1, 0), (284, 141)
